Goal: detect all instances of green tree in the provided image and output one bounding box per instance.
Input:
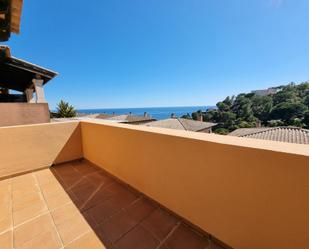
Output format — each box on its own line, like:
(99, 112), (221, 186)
(56, 100), (77, 118)
(304, 95), (309, 108)
(251, 95), (273, 124)
(270, 102), (307, 124)
(191, 82), (309, 134)
(181, 113), (192, 119)
(304, 111), (309, 128)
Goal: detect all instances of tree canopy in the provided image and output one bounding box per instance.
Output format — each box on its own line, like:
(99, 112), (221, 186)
(56, 100), (77, 118)
(191, 82), (309, 134)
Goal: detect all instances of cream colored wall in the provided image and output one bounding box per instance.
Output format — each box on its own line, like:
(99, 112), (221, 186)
(0, 122), (83, 178)
(81, 120), (309, 249)
(0, 103), (50, 127)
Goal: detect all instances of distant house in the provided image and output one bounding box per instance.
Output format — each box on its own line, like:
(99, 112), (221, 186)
(228, 127), (309, 145)
(251, 87), (279, 96)
(144, 118), (217, 133)
(103, 114), (156, 124)
(84, 113), (156, 124)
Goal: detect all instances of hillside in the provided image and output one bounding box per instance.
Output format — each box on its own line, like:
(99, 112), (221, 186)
(190, 82), (309, 134)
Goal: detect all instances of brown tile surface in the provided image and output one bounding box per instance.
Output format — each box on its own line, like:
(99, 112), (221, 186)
(126, 198), (156, 223)
(72, 161), (100, 175)
(141, 208), (179, 241)
(114, 225), (159, 249)
(85, 199), (122, 225)
(99, 210), (138, 243)
(85, 171), (114, 187)
(163, 224), (209, 249)
(0, 161), (227, 249)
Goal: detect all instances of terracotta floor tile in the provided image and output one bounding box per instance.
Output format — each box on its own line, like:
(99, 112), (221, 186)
(110, 189), (139, 209)
(164, 224), (209, 249)
(64, 230), (105, 249)
(70, 178), (98, 204)
(72, 162), (100, 175)
(35, 169), (58, 186)
(51, 203), (90, 245)
(45, 191), (72, 210)
(13, 198), (48, 227)
(106, 182), (133, 197)
(92, 225), (114, 249)
(81, 209), (97, 228)
(0, 201), (12, 233)
(99, 210), (138, 243)
(40, 180), (67, 199)
(0, 230), (13, 249)
(85, 171), (114, 187)
(81, 186), (114, 211)
(0, 161), (228, 249)
(125, 198), (155, 223)
(207, 241), (226, 249)
(51, 203), (80, 225)
(51, 166), (82, 189)
(0, 182), (11, 204)
(85, 199), (120, 225)
(14, 213), (61, 249)
(141, 208), (179, 241)
(114, 225), (159, 249)
(11, 174), (39, 199)
(0, 178), (11, 187)
(12, 191), (44, 212)
(11, 173), (35, 185)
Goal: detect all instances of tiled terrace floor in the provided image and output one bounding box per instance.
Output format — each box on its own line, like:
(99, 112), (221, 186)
(0, 160), (225, 249)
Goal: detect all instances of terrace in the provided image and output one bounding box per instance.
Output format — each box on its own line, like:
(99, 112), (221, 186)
(1, 120), (309, 249)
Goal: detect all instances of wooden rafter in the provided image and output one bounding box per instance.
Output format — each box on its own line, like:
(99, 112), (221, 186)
(10, 0), (22, 34)
(0, 0), (23, 41)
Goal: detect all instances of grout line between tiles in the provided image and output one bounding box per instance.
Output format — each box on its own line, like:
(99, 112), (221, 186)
(9, 178), (13, 249)
(156, 221), (182, 249)
(61, 228), (92, 248)
(33, 172), (65, 249)
(112, 198), (157, 245)
(78, 182), (105, 211)
(13, 210), (50, 230)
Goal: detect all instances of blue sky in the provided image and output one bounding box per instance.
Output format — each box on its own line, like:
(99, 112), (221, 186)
(4, 0), (309, 109)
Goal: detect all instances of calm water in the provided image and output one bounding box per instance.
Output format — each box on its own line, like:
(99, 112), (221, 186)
(78, 106), (215, 120)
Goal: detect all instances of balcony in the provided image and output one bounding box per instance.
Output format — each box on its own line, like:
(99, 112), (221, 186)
(0, 120), (309, 249)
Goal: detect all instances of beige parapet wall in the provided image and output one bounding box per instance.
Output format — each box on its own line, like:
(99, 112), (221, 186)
(1, 120), (309, 248)
(0, 122), (83, 178)
(81, 120), (309, 249)
(0, 103), (50, 127)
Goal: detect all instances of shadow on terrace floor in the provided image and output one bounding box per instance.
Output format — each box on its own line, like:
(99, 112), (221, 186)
(51, 160), (226, 249)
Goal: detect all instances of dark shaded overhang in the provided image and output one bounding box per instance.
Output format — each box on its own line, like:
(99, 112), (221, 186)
(0, 0), (23, 41)
(0, 46), (58, 92)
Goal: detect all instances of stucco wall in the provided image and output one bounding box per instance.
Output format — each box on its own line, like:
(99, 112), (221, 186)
(0, 103), (50, 127)
(81, 120), (309, 249)
(0, 122), (83, 178)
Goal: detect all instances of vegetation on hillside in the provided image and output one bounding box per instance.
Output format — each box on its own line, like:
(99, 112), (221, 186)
(56, 100), (77, 118)
(189, 82), (309, 134)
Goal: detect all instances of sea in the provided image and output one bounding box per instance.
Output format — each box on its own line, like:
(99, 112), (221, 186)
(77, 106), (215, 120)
